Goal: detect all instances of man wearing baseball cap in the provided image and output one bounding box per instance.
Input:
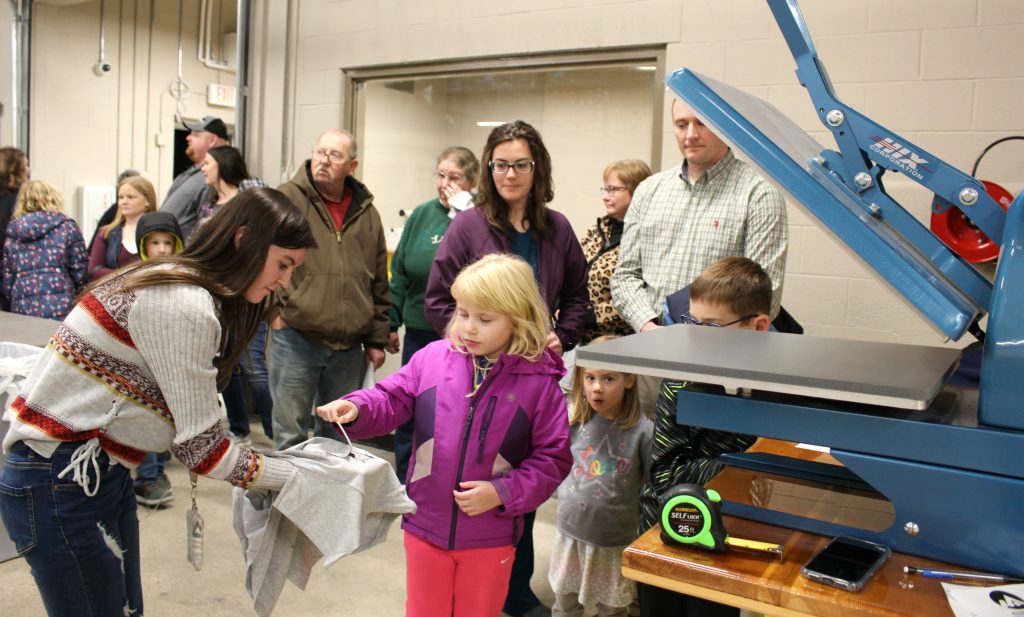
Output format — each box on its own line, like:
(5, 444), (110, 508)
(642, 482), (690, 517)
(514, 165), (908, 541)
(160, 115), (229, 239)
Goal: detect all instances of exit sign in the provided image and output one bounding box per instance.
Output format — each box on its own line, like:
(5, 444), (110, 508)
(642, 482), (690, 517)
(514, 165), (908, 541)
(207, 84), (236, 108)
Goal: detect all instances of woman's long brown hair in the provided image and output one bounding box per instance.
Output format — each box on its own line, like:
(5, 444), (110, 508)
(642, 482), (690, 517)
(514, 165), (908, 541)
(82, 188), (316, 387)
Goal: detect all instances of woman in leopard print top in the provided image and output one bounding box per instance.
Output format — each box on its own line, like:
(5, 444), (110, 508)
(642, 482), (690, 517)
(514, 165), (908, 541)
(579, 159), (653, 344)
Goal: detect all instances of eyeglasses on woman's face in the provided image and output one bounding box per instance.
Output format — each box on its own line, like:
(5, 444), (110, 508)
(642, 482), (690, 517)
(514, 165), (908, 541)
(435, 170), (465, 183)
(488, 160), (535, 175)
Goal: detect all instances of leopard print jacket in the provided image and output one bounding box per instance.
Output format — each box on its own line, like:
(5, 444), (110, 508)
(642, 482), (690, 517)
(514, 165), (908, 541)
(579, 216), (634, 345)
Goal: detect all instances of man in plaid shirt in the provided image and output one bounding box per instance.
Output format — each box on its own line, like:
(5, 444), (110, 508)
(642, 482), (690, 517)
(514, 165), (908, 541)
(611, 100), (788, 333)
(611, 100), (787, 616)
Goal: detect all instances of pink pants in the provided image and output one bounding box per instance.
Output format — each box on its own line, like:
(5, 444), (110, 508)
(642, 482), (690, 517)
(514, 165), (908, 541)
(404, 532), (515, 617)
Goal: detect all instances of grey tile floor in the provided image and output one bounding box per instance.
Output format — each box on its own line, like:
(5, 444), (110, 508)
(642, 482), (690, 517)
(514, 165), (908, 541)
(0, 427), (559, 617)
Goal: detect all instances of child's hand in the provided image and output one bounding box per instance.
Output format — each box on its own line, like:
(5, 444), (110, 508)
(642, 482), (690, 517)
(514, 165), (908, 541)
(453, 481), (503, 516)
(315, 399), (359, 424)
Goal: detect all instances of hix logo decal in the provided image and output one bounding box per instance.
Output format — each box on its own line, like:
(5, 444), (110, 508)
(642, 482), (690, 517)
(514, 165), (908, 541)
(869, 136), (931, 181)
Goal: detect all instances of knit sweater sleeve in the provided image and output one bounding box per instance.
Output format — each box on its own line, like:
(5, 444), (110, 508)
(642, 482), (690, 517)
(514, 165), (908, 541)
(129, 284), (292, 490)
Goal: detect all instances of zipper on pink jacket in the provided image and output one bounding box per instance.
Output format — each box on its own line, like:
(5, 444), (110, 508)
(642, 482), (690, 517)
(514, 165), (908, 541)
(448, 362), (501, 550)
(475, 397), (498, 464)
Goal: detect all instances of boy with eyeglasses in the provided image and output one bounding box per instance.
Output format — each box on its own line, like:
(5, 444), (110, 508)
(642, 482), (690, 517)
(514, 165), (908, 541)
(636, 256), (771, 617)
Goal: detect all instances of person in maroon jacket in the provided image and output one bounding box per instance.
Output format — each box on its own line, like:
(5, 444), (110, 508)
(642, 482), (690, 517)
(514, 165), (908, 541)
(425, 120), (588, 617)
(425, 120), (589, 358)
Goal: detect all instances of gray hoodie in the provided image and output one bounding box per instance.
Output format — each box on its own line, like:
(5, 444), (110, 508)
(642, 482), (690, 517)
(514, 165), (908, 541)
(232, 437), (416, 617)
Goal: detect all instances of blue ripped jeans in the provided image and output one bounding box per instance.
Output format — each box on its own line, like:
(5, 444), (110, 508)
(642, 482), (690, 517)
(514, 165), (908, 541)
(0, 440), (142, 617)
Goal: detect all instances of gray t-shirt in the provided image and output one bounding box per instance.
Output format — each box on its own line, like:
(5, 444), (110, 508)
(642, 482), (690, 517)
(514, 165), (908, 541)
(555, 413), (653, 547)
(160, 165), (205, 239)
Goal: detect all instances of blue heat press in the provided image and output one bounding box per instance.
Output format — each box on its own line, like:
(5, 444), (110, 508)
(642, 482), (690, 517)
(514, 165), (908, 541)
(578, 0), (1024, 577)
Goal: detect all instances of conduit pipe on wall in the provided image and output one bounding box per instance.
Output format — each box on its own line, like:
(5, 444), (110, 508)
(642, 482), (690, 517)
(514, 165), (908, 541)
(198, 0), (229, 70)
(280, 0), (298, 180)
(169, 0), (191, 122)
(93, 0), (112, 75)
(234, 0), (251, 155)
(9, 0), (31, 151)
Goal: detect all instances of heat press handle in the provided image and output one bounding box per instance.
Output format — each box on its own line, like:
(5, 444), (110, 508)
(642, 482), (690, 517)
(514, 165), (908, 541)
(659, 484), (728, 552)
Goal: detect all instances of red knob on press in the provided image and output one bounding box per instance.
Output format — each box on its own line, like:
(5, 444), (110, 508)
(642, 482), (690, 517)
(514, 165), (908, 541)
(931, 135), (1023, 263)
(931, 180), (1012, 263)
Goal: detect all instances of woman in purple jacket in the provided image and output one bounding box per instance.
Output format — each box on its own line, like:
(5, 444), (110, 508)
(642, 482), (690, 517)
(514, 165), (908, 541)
(87, 175), (157, 280)
(318, 254), (571, 617)
(425, 120), (589, 357)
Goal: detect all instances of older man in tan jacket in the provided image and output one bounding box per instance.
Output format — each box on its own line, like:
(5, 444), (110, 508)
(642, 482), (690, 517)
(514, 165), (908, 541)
(270, 129), (390, 450)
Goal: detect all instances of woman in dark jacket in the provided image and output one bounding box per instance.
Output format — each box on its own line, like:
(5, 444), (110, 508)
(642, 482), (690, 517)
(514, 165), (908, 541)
(191, 145), (267, 240)
(192, 145), (272, 446)
(0, 147), (30, 310)
(2, 180), (88, 320)
(425, 121), (589, 355)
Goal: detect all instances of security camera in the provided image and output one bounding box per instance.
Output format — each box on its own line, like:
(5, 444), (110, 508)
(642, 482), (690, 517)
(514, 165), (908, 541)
(93, 62), (112, 76)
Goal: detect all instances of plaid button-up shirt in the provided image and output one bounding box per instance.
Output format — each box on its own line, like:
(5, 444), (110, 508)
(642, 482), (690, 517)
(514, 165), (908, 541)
(611, 150), (788, 329)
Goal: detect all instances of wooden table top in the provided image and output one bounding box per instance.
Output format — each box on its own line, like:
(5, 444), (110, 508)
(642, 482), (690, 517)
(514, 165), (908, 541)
(622, 440), (962, 617)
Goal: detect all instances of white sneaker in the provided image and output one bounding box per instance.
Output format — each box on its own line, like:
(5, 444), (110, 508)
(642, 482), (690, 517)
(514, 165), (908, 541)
(228, 432), (252, 448)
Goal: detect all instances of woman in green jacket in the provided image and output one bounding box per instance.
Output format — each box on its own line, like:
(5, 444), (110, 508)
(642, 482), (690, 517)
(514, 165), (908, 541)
(388, 145), (479, 482)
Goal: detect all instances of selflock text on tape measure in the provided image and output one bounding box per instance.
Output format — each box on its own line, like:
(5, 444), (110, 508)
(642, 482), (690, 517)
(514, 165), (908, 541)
(659, 484), (783, 556)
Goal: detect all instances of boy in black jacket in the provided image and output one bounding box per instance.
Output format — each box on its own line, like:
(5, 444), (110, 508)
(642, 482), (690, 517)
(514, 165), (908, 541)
(637, 257), (773, 617)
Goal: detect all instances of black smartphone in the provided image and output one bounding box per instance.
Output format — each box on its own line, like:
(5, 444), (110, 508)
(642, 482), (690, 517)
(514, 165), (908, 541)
(801, 536), (891, 592)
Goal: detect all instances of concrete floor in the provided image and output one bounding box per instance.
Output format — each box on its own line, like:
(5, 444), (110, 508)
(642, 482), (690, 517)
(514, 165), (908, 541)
(0, 427), (559, 617)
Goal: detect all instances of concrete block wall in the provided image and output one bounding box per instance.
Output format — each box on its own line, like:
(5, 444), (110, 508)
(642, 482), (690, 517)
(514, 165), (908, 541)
(255, 0), (1024, 349)
(357, 68), (656, 236)
(359, 78), (452, 229)
(15, 0), (1023, 350)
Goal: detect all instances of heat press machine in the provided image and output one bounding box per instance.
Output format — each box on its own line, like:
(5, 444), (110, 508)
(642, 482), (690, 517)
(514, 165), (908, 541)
(577, 0), (1024, 577)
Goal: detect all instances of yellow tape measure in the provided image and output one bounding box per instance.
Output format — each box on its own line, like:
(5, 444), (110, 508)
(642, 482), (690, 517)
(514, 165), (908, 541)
(659, 484), (783, 557)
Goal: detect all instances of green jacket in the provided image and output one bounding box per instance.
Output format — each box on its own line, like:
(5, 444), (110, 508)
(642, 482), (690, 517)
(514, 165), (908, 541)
(274, 162), (390, 351)
(388, 198), (451, 333)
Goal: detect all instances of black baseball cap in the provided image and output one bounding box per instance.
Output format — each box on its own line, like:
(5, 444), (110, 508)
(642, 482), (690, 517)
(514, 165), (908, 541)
(184, 115), (228, 140)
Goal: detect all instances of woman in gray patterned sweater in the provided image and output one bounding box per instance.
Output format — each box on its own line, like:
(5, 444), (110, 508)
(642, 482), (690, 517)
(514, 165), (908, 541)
(0, 188), (316, 617)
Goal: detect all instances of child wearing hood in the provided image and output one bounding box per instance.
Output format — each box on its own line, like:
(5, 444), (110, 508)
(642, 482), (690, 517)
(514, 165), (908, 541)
(131, 210), (185, 508)
(136, 211), (184, 260)
(2, 180), (89, 320)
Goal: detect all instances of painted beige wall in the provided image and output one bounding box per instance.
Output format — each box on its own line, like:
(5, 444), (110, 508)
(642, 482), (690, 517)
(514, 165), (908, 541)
(250, 0), (1024, 348)
(359, 78), (451, 229)
(28, 0), (238, 225)
(358, 68), (656, 234)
